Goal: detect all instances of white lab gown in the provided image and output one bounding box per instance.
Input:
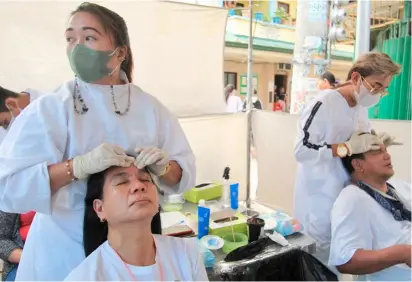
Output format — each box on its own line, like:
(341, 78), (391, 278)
(293, 89), (370, 265)
(329, 181), (411, 281)
(0, 74), (196, 281)
(0, 128), (5, 144)
(64, 235), (208, 281)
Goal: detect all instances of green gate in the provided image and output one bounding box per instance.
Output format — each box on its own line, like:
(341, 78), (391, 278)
(369, 1), (411, 120)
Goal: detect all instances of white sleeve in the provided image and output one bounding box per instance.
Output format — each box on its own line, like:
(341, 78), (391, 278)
(294, 100), (334, 165)
(329, 188), (373, 267)
(0, 95), (68, 214)
(156, 103), (196, 194)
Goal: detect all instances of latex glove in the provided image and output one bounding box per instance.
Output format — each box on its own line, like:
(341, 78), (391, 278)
(134, 147), (170, 176)
(344, 131), (382, 156)
(371, 129), (403, 147)
(73, 143), (135, 180)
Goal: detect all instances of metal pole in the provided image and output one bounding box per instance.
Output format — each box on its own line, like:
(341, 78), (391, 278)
(355, 0), (371, 59)
(245, 0), (253, 208)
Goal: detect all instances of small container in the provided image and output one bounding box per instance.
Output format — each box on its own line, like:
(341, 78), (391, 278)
(247, 217), (265, 243)
(163, 193), (185, 212)
(222, 232), (248, 254)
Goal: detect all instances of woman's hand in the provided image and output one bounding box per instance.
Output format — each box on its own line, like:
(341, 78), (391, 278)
(134, 147), (170, 176)
(73, 143), (135, 180)
(371, 129), (403, 147)
(344, 131), (382, 156)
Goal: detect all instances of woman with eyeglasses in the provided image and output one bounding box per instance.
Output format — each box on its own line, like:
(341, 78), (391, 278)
(293, 52), (401, 270)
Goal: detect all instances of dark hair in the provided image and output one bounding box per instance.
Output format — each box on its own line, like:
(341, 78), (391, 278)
(341, 132), (372, 175)
(72, 2), (134, 82)
(0, 86), (20, 113)
(341, 153), (365, 175)
(83, 167), (162, 257)
(320, 71), (336, 85)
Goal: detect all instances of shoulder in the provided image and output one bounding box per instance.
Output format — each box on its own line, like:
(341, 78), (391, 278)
(64, 243), (106, 281)
(334, 184), (369, 211)
(131, 85), (175, 117)
(24, 81), (75, 115)
(154, 235), (199, 258)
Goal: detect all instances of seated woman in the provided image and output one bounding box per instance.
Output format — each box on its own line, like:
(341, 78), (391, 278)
(65, 164), (208, 281)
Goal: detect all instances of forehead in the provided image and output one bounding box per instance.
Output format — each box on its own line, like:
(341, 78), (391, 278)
(68, 11), (105, 33)
(105, 165), (149, 179)
(365, 74), (392, 87)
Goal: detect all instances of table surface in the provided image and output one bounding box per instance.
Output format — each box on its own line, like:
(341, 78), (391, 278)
(159, 196), (316, 280)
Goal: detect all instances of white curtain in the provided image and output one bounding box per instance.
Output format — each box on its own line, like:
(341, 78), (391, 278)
(0, 0), (228, 116)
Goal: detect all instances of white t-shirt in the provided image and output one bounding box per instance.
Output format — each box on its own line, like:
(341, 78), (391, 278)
(65, 235), (208, 281)
(329, 181), (412, 281)
(226, 95), (243, 113)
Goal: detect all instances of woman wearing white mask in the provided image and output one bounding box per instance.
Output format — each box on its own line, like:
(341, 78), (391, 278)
(0, 2), (195, 281)
(293, 52), (401, 268)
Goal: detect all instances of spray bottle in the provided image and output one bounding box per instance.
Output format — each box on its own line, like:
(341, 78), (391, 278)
(222, 167), (231, 207)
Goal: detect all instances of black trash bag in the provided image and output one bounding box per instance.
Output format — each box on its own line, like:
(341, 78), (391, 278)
(221, 248), (338, 281)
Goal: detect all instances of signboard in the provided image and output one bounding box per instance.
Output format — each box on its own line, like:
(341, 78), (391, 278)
(240, 73), (258, 95)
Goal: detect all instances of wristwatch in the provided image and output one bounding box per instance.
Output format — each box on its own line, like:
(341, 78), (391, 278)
(337, 144), (349, 158)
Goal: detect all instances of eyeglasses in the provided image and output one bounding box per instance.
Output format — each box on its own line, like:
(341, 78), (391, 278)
(361, 77), (389, 97)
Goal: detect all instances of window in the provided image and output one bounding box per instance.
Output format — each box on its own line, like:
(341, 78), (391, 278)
(278, 2), (290, 14)
(224, 72), (237, 89)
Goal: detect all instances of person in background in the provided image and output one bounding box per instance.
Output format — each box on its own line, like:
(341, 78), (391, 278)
(0, 2), (195, 280)
(317, 71), (336, 90)
(0, 86), (42, 133)
(273, 95), (286, 112)
(278, 86), (286, 99)
(224, 84), (243, 113)
(293, 52), (401, 268)
(330, 132), (411, 281)
(0, 211), (36, 281)
(0, 86), (40, 280)
(65, 163), (208, 281)
(243, 89), (262, 110)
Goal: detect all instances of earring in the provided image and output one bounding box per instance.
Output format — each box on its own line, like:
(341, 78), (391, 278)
(100, 218), (106, 223)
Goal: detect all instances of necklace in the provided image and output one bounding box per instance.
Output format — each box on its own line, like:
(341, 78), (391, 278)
(112, 242), (164, 281)
(72, 77), (131, 116)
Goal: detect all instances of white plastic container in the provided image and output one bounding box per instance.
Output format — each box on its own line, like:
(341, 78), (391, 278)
(163, 193), (185, 212)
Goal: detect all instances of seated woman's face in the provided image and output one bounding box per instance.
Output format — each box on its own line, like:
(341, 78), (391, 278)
(93, 165), (159, 225)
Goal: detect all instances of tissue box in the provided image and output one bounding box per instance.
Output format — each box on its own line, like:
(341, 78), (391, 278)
(184, 183), (223, 203)
(209, 212), (248, 238)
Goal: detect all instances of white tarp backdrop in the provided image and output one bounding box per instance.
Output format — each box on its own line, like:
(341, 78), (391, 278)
(0, 0), (227, 116)
(180, 113), (248, 200)
(253, 110), (412, 215)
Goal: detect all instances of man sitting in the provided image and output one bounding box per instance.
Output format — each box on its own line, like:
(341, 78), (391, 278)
(329, 132), (411, 281)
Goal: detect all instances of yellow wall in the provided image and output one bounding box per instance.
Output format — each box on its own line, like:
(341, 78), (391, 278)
(224, 59), (351, 111)
(279, 0), (297, 19)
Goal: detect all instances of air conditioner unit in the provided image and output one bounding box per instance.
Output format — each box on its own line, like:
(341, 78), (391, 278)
(278, 63), (292, 71)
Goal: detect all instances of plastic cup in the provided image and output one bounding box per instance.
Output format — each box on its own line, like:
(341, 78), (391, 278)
(247, 217), (265, 243)
(222, 232), (248, 254)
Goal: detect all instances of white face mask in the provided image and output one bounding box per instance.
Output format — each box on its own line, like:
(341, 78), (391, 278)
(353, 81), (381, 108)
